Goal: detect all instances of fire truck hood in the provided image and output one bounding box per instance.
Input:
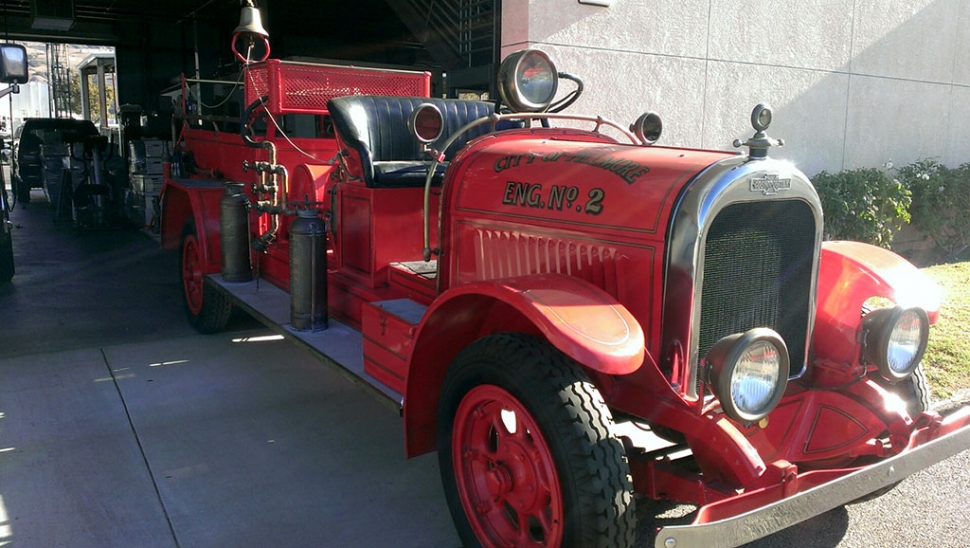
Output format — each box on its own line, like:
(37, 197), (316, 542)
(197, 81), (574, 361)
(451, 136), (737, 235)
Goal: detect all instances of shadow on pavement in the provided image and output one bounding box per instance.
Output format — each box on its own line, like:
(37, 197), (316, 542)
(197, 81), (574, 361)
(0, 187), (258, 359)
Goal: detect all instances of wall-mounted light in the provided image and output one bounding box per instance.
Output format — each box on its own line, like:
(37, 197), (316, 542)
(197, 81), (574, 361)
(578, 0), (614, 6)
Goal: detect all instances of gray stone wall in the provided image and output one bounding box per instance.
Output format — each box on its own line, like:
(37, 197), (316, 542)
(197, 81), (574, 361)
(501, 0), (969, 177)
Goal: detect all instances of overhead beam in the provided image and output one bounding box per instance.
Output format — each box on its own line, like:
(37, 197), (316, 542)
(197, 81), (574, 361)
(383, 0), (461, 70)
(0, 14), (120, 44)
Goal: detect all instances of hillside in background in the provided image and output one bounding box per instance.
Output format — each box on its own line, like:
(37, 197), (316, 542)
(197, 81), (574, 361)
(19, 41), (113, 82)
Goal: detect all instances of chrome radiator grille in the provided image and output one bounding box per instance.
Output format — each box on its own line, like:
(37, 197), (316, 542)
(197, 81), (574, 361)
(698, 200), (816, 373)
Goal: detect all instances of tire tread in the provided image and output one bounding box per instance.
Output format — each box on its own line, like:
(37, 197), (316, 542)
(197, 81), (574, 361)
(439, 333), (635, 548)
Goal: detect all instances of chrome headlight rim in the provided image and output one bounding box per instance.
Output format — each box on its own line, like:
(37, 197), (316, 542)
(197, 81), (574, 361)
(407, 103), (445, 144)
(706, 328), (790, 424)
(863, 306), (929, 383)
(497, 49), (559, 113)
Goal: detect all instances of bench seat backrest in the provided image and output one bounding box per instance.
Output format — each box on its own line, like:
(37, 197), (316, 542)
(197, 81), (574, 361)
(328, 95), (496, 188)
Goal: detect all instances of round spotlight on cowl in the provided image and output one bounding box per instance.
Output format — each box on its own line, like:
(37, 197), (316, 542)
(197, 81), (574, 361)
(497, 49), (559, 113)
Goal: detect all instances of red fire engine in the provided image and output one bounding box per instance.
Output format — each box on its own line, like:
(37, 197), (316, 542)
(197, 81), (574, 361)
(159, 31), (970, 548)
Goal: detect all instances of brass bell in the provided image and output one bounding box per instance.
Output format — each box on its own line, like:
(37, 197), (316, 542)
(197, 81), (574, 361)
(233, 2), (269, 38)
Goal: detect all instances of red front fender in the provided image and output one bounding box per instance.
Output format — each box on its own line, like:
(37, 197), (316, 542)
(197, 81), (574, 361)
(159, 180), (225, 274)
(480, 274), (646, 373)
(403, 273), (646, 457)
(814, 241), (942, 365)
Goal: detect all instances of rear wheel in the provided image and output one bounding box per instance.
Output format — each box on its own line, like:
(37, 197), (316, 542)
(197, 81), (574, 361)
(437, 333), (636, 548)
(180, 222), (232, 333)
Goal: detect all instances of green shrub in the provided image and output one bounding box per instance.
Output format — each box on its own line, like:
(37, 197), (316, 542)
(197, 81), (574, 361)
(898, 159), (970, 262)
(812, 167), (911, 247)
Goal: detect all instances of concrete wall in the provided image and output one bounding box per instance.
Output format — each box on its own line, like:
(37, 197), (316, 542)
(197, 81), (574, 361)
(501, 0), (970, 177)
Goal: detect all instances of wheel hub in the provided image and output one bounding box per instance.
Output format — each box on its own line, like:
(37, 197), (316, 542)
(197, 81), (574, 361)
(497, 446), (541, 513)
(486, 465), (514, 497)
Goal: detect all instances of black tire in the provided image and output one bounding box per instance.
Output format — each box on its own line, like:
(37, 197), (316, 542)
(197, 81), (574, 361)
(180, 221), (232, 333)
(437, 333), (636, 548)
(878, 363), (932, 419)
(852, 364), (932, 504)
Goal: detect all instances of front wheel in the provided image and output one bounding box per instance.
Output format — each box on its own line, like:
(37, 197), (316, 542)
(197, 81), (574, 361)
(852, 364), (932, 504)
(437, 333), (636, 548)
(180, 222), (232, 333)
(879, 363), (931, 419)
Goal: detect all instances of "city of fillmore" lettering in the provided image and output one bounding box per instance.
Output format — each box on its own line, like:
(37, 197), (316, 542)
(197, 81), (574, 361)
(494, 151), (649, 185)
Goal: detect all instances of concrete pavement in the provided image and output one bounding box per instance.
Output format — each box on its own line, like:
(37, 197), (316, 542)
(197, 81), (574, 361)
(1, 332), (459, 548)
(1, 346), (176, 548)
(0, 188), (458, 547)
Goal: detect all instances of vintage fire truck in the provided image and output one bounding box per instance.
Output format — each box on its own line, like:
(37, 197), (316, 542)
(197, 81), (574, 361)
(159, 39), (970, 548)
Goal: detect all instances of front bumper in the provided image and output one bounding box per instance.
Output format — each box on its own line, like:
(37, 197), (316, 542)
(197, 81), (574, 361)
(654, 406), (970, 548)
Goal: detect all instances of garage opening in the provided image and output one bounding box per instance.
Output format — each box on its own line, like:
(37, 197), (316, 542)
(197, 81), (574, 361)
(3, 41), (117, 142)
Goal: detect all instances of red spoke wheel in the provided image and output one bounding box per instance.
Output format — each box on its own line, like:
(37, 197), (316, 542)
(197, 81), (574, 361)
(179, 221), (232, 333)
(438, 333), (635, 548)
(453, 384), (564, 547)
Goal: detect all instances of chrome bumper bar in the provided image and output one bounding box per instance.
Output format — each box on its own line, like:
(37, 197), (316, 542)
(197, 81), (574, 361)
(654, 418), (970, 548)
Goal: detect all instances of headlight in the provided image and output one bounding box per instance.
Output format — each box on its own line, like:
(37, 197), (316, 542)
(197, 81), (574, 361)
(705, 328), (789, 423)
(497, 49), (559, 113)
(862, 306), (929, 382)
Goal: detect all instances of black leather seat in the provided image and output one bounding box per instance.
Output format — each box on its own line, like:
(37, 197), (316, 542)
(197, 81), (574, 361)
(328, 95), (497, 188)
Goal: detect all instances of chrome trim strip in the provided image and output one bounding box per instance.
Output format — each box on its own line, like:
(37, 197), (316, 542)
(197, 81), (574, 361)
(654, 424), (970, 548)
(663, 156), (824, 397)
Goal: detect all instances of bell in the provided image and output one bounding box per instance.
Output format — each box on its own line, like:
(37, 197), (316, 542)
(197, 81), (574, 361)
(233, 4), (269, 38)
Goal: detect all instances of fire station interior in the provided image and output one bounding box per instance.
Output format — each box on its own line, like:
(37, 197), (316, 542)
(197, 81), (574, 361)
(0, 2), (512, 548)
(2, 0), (498, 111)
